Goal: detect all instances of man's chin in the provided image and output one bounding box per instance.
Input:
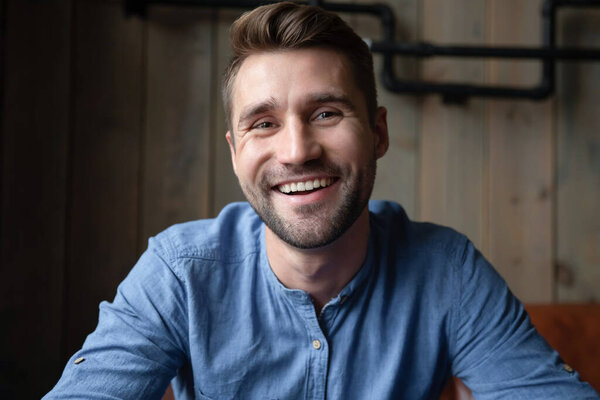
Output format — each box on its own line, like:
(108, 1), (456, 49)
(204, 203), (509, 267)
(278, 201), (329, 219)
(258, 206), (340, 249)
(268, 226), (343, 250)
(263, 202), (366, 250)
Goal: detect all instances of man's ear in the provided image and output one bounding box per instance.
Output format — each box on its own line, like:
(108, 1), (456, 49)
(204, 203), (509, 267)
(226, 131), (238, 177)
(373, 106), (389, 159)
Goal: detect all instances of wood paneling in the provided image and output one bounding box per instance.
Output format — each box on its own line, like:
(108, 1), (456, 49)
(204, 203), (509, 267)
(556, 10), (600, 302)
(486, 0), (554, 303)
(1, 0), (71, 397)
(1, 0), (599, 397)
(419, 0), (488, 252)
(212, 9), (245, 216)
(65, 0), (143, 357)
(142, 6), (215, 240)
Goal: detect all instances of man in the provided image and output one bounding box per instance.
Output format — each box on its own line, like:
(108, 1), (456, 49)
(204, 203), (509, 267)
(45, 2), (599, 399)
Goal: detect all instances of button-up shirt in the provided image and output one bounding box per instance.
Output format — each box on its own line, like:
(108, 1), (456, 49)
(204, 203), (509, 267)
(44, 201), (599, 399)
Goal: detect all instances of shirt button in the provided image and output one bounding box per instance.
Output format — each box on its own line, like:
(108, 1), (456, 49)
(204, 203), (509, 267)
(563, 364), (574, 373)
(312, 339), (322, 350)
(74, 357), (85, 365)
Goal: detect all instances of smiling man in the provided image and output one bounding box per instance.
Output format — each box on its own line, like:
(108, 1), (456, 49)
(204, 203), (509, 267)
(226, 45), (388, 313)
(44, 2), (599, 400)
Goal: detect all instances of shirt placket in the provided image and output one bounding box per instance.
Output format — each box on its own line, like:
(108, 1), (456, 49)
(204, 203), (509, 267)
(295, 299), (329, 400)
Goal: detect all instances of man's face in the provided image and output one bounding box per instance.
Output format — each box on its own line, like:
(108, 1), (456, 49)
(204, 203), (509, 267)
(227, 48), (388, 249)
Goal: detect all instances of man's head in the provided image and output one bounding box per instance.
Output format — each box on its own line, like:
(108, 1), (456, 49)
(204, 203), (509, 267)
(224, 2), (388, 250)
(222, 1), (378, 135)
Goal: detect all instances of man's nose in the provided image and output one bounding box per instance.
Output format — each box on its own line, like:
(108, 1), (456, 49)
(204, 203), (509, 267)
(275, 119), (322, 165)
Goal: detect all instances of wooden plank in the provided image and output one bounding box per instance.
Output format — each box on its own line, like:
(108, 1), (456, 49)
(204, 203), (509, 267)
(486, 0), (553, 303)
(0, 0), (71, 397)
(344, 0), (420, 218)
(141, 5), (215, 239)
(211, 9), (245, 216)
(555, 10), (600, 302)
(418, 0), (488, 252)
(65, 0), (144, 357)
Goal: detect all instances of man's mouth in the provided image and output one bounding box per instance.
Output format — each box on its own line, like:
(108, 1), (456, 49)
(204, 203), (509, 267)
(276, 177), (335, 194)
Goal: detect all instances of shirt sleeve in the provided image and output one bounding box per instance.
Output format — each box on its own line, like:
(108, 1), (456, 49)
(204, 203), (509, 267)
(450, 239), (600, 399)
(43, 236), (189, 400)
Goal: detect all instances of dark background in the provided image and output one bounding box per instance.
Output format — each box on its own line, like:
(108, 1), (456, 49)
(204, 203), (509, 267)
(1, 0), (598, 398)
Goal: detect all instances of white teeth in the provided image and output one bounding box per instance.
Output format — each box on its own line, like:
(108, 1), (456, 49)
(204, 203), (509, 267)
(277, 178), (333, 194)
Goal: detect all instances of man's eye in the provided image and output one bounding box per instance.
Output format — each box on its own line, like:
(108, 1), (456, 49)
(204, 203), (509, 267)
(253, 121), (274, 129)
(316, 111), (339, 120)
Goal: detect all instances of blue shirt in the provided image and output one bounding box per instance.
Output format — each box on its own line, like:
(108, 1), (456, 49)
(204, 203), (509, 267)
(45, 201), (599, 399)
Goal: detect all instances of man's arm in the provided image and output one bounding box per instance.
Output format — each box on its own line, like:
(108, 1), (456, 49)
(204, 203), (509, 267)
(43, 238), (189, 399)
(450, 240), (599, 399)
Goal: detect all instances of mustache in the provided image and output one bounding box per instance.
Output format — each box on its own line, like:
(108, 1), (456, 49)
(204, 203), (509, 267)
(261, 160), (343, 187)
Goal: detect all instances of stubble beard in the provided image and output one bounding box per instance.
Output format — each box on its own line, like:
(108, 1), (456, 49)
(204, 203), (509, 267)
(240, 157), (377, 249)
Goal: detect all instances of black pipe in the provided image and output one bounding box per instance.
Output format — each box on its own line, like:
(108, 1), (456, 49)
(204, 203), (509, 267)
(379, 0), (599, 102)
(369, 42), (600, 60)
(124, 0), (600, 101)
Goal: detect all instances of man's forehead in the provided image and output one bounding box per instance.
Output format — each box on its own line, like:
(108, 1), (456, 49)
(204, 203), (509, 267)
(230, 48), (358, 119)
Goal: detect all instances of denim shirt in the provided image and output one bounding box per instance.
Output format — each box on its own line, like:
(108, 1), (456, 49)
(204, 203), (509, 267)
(44, 201), (599, 399)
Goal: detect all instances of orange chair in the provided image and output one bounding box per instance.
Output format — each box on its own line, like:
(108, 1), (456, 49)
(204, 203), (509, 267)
(162, 385), (174, 400)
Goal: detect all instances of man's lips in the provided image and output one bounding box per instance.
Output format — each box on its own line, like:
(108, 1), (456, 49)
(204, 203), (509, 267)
(274, 177), (336, 194)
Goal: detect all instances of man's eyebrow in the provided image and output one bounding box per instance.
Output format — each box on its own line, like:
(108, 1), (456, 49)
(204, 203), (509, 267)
(237, 98), (279, 129)
(308, 93), (356, 110)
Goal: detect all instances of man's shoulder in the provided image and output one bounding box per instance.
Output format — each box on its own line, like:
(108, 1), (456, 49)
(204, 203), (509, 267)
(369, 200), (469, 259)
(149, 202), (263, 263)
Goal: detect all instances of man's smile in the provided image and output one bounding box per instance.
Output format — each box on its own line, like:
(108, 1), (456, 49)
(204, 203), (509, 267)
(275, 177), (336, 194)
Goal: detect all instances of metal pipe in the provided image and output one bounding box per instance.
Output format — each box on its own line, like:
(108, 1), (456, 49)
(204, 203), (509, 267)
(124, 0), (600, 101)
(369, 42), (600, 60)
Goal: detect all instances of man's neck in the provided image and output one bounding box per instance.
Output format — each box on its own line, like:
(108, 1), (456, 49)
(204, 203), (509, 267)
(265, 208), (370, 314)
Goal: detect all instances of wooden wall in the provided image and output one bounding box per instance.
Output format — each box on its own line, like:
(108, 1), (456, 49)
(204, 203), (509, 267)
(1, 0), (598, 398)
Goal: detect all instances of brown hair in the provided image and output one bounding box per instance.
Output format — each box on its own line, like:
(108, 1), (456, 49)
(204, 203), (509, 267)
(222, 1), (377, 133)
